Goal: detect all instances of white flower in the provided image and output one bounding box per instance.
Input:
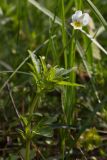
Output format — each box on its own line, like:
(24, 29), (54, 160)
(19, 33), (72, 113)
(70, 10), (90, 30)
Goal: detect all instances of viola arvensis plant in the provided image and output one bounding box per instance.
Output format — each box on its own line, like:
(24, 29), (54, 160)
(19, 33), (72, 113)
(70, 10), (90, 30)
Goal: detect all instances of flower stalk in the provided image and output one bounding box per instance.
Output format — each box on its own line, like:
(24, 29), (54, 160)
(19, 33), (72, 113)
(25, 93), (41, 160)
(26, 139), (30, 160)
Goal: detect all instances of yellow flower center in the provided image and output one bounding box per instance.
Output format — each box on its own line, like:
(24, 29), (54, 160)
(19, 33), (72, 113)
(73, 21), (82, 28)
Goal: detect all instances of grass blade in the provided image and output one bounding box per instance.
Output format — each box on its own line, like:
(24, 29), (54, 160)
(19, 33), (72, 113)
(28, 0), (62, 26)
(85, 0), (107, 30)
(76, 41), (101, 103)
(0, 35), (56, 93)
(81, 29), (107, 55)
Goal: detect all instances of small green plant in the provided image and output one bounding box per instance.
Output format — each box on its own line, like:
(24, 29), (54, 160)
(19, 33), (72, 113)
(17, 51), (82, 160)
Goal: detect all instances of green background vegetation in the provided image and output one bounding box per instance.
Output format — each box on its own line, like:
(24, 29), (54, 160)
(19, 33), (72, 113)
(1, 0), (107, 159)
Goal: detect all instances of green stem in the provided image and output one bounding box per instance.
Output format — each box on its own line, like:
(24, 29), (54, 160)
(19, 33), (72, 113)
(26, 139), (30, 160)
(75, 0), (82, 9)
(69, 30), (76, 122)
(66, 29), (76, 125)
(29, 93), (41, 115)
(61, 0), (67, 69)
(25, 93), (41, 160)
(79, 0), (82, 9)
(61, 0), (67, 159)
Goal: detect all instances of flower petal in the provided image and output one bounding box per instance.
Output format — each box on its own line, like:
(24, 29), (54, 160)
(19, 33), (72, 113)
(72, 14), (77, 22)
(72, 10), (82, 22)
(75, 10), (82, 19)
(82, 13), (90, 26)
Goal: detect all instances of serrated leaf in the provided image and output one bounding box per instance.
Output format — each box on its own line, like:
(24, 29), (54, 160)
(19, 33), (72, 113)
(32, 116), (57, 137)
(20, 115), (28, 127)
(39, 115), (58, 125)
(33, 126), (53, 137)
(28, 50), (40, 74)
(55, 67), (76, 77)
(52, 80), (84, 87)
(47, 67), (56, 81)
(17, 129), (26, 140)
(39, 56), (47, 73)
